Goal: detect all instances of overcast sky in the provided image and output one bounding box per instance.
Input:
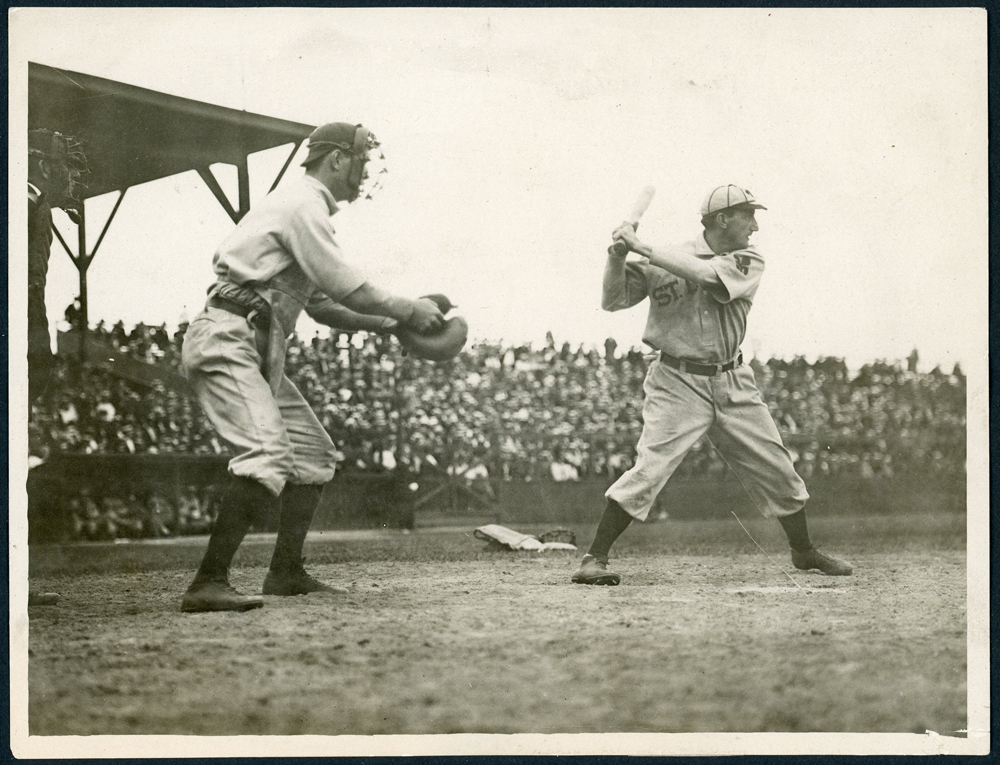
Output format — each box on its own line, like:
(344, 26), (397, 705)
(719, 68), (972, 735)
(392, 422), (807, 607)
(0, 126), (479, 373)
(10, 7), (988, 371)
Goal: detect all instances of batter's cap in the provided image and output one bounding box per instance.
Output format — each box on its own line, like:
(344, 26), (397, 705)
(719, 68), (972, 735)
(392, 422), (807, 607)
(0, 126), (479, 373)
(301, 122), (368, 166)
(700, 185), (766, 217)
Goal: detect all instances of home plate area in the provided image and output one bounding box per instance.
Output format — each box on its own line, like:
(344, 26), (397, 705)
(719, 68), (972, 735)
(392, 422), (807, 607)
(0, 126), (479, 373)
(726, 585), (850, 595)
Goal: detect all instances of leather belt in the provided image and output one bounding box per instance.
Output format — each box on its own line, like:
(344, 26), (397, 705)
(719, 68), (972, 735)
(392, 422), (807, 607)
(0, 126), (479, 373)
(659, 351), (742, 376)
(207, 295), (271, 328)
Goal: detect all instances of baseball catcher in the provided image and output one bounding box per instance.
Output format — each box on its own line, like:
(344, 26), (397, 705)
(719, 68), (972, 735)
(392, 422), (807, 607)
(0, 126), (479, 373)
(180, 122), (449, 613)
(572, 185), (852, 586)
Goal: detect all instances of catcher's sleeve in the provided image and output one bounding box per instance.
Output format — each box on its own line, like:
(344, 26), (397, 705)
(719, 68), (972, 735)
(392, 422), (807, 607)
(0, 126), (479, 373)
(305, 293), (396, 333)
(339, 282), (416, 324)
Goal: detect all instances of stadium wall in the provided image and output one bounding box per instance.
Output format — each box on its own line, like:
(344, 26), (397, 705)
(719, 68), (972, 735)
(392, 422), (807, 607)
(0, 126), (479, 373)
(26, 454), (964, 543)
(483, 474), (965, 526)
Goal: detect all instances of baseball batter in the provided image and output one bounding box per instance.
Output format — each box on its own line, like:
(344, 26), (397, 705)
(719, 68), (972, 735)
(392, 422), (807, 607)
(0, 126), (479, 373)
(180, 122), (445, 613)
(572, 185), (852, 585)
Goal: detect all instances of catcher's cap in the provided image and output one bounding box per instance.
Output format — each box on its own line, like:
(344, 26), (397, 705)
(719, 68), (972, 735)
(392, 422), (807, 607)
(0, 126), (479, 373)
(302, 122), (370, 166)
(700, 185), (766, 218)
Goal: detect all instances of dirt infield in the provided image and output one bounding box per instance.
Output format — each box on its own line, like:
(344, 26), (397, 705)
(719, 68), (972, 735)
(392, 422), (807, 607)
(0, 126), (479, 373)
(25, 513), (966, 738)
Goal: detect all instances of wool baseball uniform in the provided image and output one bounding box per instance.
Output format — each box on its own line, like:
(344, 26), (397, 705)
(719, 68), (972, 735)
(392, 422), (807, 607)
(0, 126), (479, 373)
(180, 121), (449, 612)
(572, 185), (851, 585)
(602, 231), (809, 521)
(182, 174), (372, 496)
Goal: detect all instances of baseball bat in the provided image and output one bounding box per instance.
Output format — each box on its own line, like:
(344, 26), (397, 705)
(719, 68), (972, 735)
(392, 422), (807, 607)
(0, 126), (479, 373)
(609, 185), (656, 256)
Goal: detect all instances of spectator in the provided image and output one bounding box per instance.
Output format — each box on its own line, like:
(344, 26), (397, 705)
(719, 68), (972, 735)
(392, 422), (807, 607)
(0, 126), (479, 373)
(29, 319), (967, 544)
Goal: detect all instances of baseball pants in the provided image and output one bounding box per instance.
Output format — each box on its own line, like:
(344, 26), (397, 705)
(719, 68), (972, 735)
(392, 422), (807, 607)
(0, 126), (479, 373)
(607, 359), (808, 521)
(182, 307), (338, 497)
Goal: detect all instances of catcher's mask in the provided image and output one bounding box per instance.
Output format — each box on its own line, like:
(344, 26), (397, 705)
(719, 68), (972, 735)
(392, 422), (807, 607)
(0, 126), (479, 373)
(302, 122), (386, 202)
(29, 129), (90, 210)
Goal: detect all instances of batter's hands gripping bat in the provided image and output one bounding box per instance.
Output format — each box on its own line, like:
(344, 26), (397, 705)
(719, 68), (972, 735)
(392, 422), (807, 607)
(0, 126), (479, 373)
(609, 185), (656, 257)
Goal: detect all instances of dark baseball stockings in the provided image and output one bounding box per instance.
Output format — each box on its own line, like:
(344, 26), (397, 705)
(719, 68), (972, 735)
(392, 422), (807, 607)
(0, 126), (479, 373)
(587, 498), (812, 558)
(777, 508), (812, 552)
(587, 499), (634, 561)
(194, 476), (274, 582)
(269, 483), (323, 574)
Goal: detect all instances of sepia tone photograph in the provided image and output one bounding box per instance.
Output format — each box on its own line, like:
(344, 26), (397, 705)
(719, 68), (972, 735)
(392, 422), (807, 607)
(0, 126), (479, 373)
(9, 7), (988, 757)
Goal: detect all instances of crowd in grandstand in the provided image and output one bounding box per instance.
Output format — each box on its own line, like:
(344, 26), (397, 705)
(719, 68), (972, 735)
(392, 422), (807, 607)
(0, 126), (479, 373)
(28, 319), (966, 539)
(30, 319), (967, 478)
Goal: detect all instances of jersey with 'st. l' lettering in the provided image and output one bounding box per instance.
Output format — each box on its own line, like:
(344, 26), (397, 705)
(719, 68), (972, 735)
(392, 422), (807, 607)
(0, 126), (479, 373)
(602, 232), (763, 364)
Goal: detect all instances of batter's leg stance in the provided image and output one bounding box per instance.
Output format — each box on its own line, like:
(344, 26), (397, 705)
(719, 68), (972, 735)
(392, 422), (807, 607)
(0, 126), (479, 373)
(573, 360), (715, 585)
(604, 361), (718, 521)
(571, 499), (633, 585)
(707, 368), (852, 576)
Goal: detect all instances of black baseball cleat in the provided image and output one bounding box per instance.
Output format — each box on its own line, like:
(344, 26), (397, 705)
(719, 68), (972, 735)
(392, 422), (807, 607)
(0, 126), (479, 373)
(181, 577), (264, 613)
(571, 554), (622, 585)
(263, 560), (348, 596)
(791, 547), (853, 576)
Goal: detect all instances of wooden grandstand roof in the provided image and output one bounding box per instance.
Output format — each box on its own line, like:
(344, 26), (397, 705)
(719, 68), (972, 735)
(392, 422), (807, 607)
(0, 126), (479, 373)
(28, 62), (315, 200)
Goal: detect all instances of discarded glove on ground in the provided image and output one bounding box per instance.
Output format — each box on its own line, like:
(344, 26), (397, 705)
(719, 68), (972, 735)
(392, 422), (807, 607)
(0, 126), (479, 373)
(474, 524), (577, 552)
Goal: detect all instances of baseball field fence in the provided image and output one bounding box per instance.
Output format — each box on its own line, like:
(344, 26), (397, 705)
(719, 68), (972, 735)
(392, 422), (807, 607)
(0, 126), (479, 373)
(25, 452), (964, 544)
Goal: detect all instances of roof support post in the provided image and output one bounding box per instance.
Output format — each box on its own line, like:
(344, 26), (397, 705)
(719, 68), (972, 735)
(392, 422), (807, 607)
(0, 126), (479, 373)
(237, 158), (250, 222)
(76, 208), (88, 366)
(197, 166), (239, 224)
(90, 189), (127, 260)
(51, 193), (126, 367)
(269, 141), (303, 193)
(49, 210), (89, 365)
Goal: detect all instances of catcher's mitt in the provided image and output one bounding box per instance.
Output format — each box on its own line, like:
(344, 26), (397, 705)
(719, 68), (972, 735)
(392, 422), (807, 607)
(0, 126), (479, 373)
(394, 294), (468, 361)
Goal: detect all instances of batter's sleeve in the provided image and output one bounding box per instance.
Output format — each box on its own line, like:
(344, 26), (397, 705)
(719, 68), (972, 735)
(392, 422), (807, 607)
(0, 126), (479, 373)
(602, 256), (650, 311)
(706, 247), (764, 304)
(281, 201), (367, 302)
